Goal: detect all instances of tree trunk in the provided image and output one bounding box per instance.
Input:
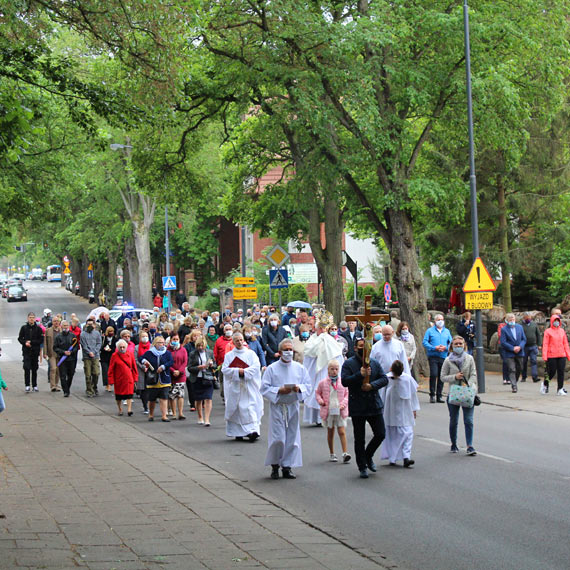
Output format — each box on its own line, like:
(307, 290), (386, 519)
(124, 237), (139, 307)
(107, 249), (118, 307)
(497, 176), (512, 312)
(387, 208), (429, 377)
(308, 199), (346, 322)
(132, 216), (153, 308)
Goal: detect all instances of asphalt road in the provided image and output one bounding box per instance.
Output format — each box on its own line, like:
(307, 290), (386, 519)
(2, 282), (569, 570)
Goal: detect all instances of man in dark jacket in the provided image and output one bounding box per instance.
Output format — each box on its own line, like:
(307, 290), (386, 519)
(175, 289), (187, 310)
(262, 315), (288, 366)
(340, 320), (363, 358)
(18, 312), (44, 392)
(521, 312), (541, 383)
(99, 311), (117, 336)
(54, 321), (80, 397)
(341, 338), (388, 478)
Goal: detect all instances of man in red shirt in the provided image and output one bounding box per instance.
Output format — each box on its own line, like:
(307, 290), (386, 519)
(214, 324), (234, 396)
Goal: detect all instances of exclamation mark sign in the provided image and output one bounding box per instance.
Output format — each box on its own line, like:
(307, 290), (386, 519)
(477, 267), (481, 289)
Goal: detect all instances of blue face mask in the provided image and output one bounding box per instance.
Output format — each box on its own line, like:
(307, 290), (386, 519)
(301, 331), (310, 339)
(171, 341), (180, 349)
(374, 333), (382, 342)
(553, 321), (560, 328)
(453, 346), (464, 355)
(508, 322), (515, 327)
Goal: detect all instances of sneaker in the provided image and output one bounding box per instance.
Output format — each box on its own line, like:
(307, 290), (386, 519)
(532, 377), (540, 383)
(466, 446), (477, 456)
(329, 454), (338, 462)
(25, 386), (31, 393)
(545, 383), (549, 393)
(342, 452), (351, 463)
(33, 387), (39, 392)
(450, 444), (459, 453)
(502, 380), (508, 385)
(429, 396), (435, 403)
(197, 419), (204, 425)
(512, 386), (518, 393)
(367, 460), (377, 472)
(540, 383), (547, 395)
(557, 388), (567, 396)
(359, 469), (369, 479)
(143, 410), (149, 414)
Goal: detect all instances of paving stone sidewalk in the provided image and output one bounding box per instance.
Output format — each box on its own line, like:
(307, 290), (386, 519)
(0, 360), (389, 570)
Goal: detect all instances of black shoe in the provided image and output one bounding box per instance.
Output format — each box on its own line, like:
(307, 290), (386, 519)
(545, 383), (549, 393)
(247, 432), (259, 442)
(367, 460), (377, 472)
(359, 469), (369, 479)
(520, 378), (526, 382)
(127, 411), (133, 417)
(403, 458), (415, 468)
(235, 436), (244, 441)
(436, 397), (445, 403)
(429, 396), (435, 404)
(282, 467), (296, 479)
(270, 465), (280, 479)
(64, 393), (70, 398)
(532, 377), (540, 383)
(512, 386), (518, 393)
(148, 417), (154, 422)
(450, 444), (459, 453)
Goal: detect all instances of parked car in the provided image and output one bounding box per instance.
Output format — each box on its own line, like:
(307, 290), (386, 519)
(7, 285), (27, 302)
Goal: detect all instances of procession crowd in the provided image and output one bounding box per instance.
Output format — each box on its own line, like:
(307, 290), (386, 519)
(8, 298), (568, 478)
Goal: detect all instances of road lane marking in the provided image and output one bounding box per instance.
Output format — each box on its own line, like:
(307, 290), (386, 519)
(0, 339), (13, 344)
(417, 435), (514, 463)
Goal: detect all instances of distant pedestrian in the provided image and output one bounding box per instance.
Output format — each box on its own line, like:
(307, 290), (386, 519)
(422, 314), (452, 403)
(0, 366), (8, 437)
(17, 312), (44, 392)
(456, 311), (476, 355)
(500, 313), (526, 394)
(108, 340), (138, 416)
(54, 321), (80, 397)
(441, 336), (477, 456)
(187, 337), (215, 425)
(43, 316), (62, 392)
(153, 293), (162, 308)
(521, 313), (541, 383)
(175, 289), (187, 310)
(541, 314), (570, 396)
(341, 338), (389, 479)
(396, 321), (417, 372)
(205, 325), (219, 350)
(167, 334), (188, 420)
(380, 360), (420, 468)
(262, 314), (288, 366)
(315, 360), (351, 463)
(100, 327), (117, 392)
(80, 317), (102, 397)
(135, 332), (152, 413)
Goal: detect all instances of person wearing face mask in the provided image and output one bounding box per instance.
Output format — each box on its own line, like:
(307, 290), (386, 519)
(261, 339), (311, 479)
(340, 319), (362, 358)
(262, 315), (288, 366)
(541, 314), (570, 396)
(54, 321), (80, 397)
(222, 333), (263, 439)
(521, 312), (541, 384)
(167, 334), (188, 419)
(456, 311), (476, 355)
(329, 324), (348, 357)
(100, 327), (118, 392)
(135, 332), (152, 413)
(18, 312), (44, 392)
(500, 313), (527, 394)
(396, 321), (417, 372)
(422, 314), (453, 403)
(108, 339), (138, 416)
(188, 337), (215, 424)
(243, 325), (267, 370)
(302, 311), (344, 426)
(441, 336), (478, 455)
(80, 318), (102, 398)
(341, 338), (389, 478)
(291, 324), (311, 363)
(370, 325), (410, 377)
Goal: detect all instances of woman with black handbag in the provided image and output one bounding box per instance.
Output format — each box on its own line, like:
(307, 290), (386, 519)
(441, 336), (478, 456)
(188, 337), (215, 426)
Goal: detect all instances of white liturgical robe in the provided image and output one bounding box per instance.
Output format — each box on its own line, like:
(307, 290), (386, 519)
(370, 338), (410, 376)
(261, 359), (311, 468)
(302, 333), (343, 424)
(222, 347), (263, 437)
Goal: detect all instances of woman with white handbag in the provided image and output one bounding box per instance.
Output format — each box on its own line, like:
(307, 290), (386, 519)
(441, 336), (478, 456)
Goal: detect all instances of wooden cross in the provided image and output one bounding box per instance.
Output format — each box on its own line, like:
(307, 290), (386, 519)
(345, 295), (389, 383)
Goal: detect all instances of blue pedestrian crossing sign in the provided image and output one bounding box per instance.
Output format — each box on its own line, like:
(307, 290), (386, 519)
(162, 276), (177, 291)
(269, 269), (288, 289)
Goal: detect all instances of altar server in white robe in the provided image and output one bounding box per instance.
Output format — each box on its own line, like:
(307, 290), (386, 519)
(370, 325), (410, 376)
(302, 310), (344, 425)
(222, 332), (263, 442)
(261, 338), (312, 479)
(380, 360), (420, 468)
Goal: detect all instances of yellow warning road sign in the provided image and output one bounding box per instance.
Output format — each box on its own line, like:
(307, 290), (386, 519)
(465, 291), (493, 310)
(463, 257), (496, 293)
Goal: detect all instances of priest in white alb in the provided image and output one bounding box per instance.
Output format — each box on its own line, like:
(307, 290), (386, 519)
(370, 325), (410, 376)
(261, 338), (311, 480)
(380, 359), (420, 467)
(302, 310), (344, 425)
(221, 332), (263, 442)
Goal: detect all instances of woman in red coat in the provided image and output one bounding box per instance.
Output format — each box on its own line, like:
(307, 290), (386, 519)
(108, 339), (138, 416)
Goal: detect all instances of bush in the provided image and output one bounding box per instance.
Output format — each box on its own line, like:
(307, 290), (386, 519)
(195, 290), (221, 313)
(288, 284), (309, 302)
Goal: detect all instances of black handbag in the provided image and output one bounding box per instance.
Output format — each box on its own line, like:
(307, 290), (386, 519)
(144, 369), (158, 386)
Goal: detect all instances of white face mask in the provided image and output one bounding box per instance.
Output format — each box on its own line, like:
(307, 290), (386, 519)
(224, 330), (232, 337)
(281, 350), (293, 362)
(435, 320), (444, 329)
(270, 320), (278, 327)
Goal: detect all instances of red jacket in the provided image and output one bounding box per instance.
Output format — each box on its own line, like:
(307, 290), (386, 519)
(108, 350), (138, 396)
(542, 315), (570, 360)
(214, 335), (232, 365)
(169, 346), (188, 383)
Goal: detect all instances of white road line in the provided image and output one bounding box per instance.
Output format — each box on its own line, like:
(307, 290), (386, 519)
(418, 435), (514, 463)
(0, 339), (13, 344)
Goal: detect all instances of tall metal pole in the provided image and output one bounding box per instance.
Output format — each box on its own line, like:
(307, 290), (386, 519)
(241, 225), (247, 314)
(165, 205), (171, 312)
(354, 262), (358, 302)
(464, 1), (485, 393)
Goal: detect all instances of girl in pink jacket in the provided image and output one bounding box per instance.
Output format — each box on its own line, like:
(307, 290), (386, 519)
(316, 360), (351, 463)
(542, 314), (570, 396)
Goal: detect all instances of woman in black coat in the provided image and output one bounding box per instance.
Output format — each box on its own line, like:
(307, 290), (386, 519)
(187, 337), (216, 425)
(262, 316), (288, 366)
(100, 326), (117, 392)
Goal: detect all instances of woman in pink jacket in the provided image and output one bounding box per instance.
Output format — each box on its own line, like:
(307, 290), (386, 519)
(316, 360), (351, 463)
(542, 314), (570, 396)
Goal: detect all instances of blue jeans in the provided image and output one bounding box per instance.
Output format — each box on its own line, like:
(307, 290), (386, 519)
(447, 401), (474, 447)
(522, 345), (538, 380)
(428, 357), (445, 398)
(0, 391), (5, 413)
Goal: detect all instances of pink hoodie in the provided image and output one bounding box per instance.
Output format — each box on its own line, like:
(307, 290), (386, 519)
(542, 315), (570, 360)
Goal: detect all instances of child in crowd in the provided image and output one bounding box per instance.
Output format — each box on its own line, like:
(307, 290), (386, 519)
(316, 360), (351, 463)
(0, 365), (7, 437)
(381, 360), (420, 468)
